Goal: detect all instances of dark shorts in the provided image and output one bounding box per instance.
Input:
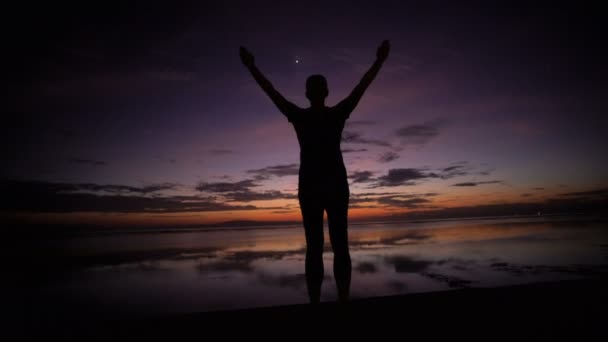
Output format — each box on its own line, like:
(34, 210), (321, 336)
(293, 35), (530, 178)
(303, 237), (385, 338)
(298, 179), (350, 252)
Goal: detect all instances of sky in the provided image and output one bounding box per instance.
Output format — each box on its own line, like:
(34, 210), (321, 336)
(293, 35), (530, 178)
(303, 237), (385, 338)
(4, 1), (607, 227)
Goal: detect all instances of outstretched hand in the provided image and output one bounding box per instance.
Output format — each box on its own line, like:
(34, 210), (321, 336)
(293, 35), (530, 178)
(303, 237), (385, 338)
(240, 46), (255, 67)
(376, 40), (390, 62)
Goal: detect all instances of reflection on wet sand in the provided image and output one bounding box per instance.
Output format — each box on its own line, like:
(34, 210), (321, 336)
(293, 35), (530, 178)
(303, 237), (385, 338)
(16, 216), (608, 317)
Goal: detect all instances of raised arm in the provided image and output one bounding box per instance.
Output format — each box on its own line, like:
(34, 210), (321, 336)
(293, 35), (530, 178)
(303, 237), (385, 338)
(240, 46), (299, 119)
(336, 40), (390, 116)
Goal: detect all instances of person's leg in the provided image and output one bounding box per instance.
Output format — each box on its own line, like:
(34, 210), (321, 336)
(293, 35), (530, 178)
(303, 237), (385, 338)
(327, 189), (351, 302)
(299, 196), (325, 304)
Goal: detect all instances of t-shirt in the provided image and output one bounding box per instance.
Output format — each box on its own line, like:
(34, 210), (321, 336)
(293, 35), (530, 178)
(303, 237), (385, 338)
(285, 105), (351, 196)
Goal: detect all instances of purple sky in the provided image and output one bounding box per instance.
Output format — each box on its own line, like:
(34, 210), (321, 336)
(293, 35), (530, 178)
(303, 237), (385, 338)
(4, 2), (607, 226)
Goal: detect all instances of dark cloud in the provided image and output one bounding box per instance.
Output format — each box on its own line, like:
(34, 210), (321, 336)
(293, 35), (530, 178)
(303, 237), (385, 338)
(196, 179), (259, 193)
(378, 151), (399, 163)
(341, 148), (368, 154)
(198, 170), (298, 202)
(208, 149), (235, 155)
(377, 196), (432, 209)
(350, 191), (401, 197)
(374, 168), (439, 187)
(348, 196), (376, 205)
(246, 164), (299, 179)
(1, 180), (258, 213)
(441, 165), (464, 173)
(435, 161), (495, 179)
(342, 130), (391, 147)
(383, 191), (608, 220)
(438, 162), (471, 178)
(348, 204), (379, 209)
(451, 180), (503, 187)
(1, 179), (177, 195)
(395, 120), (446, 146)
(369, 162), (498, 188)
(559, 188), (608, 198)
(271, 210), (295, 214)
(223, 190), (297, 202)
(67, 158), (107, 166)
(348, 171), (376, 184)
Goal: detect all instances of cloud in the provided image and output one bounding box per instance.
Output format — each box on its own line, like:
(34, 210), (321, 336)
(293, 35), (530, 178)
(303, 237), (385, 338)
(451, 180), (503, 187)
(196, 179), (259, 193)
(377, 196), (432, 209)
(67, 158), (107, 166)
(341, 148), (368, 154)
(384, 191), (608, 220)
(349, 192), (438, 210)
(223, 190), (297, 202)
(395, 120), (446, 146)
(196, 177), (297, 203)
(342, 130), (391, 147)
(559, 188), (608, 198)
(1, 180), (259, 213)
(438, 162), (470, 178)
(7, 180), (178, 195)
(435, 161), (495, 179)
(378, 151), (399, 163)
(373, 168), (439, 187)
(348, 171), (376, 184)
(208, 149), (236, 155)
(246, 164), (299, 179)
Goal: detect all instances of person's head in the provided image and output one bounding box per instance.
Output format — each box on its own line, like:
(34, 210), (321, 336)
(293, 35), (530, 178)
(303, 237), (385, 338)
(306, 74), (328, 105)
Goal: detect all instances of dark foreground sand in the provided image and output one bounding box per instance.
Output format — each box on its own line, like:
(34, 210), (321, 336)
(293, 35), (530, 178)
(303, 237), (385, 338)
(16, 277), (608, 341)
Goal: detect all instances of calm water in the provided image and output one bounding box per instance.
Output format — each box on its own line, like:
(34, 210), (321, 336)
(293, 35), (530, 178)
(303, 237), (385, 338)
(15, 215), (608, 321)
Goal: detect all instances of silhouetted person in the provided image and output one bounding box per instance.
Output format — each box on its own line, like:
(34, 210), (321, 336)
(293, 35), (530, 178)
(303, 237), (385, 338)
(240, 41), (390, 303)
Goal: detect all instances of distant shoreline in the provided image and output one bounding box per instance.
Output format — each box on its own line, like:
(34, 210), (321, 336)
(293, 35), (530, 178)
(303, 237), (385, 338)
(5, 211), (607, 238)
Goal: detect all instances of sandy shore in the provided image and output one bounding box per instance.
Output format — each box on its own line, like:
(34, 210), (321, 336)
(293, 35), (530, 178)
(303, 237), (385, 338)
(15, 276), (608, 340)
